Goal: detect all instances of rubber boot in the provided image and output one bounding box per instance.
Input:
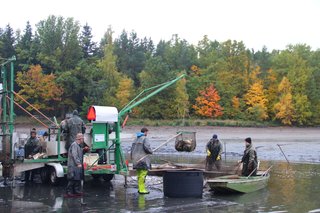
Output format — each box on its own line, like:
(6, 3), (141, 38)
(64, 180), (75, 198)
(74, 180), (83, 196)
(137, 169), (149, 194)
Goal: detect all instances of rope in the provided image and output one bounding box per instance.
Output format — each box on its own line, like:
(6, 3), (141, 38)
(13, 91), (58, 127)
(6, 96), (48, 128)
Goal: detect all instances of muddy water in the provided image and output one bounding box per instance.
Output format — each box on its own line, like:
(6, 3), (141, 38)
(0, 162), (319, 212)
(1, 126), (319, 212)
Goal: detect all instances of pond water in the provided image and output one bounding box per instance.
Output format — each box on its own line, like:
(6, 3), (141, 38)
(1, 126), (319, 212)
(0, 161), (319, 213)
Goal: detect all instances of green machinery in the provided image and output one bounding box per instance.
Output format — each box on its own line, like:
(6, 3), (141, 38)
(0, 55), (185, 184)
(84, 73), (186, 180)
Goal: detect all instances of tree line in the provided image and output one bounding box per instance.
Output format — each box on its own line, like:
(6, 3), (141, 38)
(1, 15), (319, 126)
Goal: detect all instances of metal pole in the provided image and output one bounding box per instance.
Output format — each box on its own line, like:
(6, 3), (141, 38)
(115, 121), (121, 173)
(9, 60), (14, 159)
(137, 133), (181, 163)
(119, 74), (185, 118)
(224, 141), (227, 163)
(277, 144), (290, 164)
(2, 66), (7, 161)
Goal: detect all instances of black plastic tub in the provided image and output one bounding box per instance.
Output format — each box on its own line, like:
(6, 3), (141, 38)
(163, 170), (203, 198)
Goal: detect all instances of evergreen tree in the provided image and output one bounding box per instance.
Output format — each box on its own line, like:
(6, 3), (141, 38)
(16, 21), (35, 71)
(0, 24), (15, 58)
(80, 23), (97, 58)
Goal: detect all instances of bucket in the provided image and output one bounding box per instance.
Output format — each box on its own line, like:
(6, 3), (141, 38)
(163, 170), (203, 198)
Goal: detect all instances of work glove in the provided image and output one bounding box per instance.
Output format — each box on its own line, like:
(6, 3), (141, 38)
(216, 155), (221, 161)
(83, 146), (90, 153)
(206, 150), (211, 157)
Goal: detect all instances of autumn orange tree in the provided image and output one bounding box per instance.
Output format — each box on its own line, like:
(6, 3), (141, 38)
(16, 65), (63, 112)
(193, 84), (223, 118)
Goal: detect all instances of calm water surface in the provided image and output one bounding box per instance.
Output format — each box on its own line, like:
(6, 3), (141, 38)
(0, 161), (319, 213)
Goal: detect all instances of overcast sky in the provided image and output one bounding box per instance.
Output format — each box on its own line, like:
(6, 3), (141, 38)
(1, 0), (319, 51)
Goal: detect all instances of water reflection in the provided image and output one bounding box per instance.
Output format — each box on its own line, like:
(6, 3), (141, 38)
(0, 162), (319, 212)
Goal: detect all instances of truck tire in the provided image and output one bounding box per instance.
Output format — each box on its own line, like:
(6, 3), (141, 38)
(40, 167), (50, 184)
(91, 174), (101, 179)
(102, 174), (114, 181)
(49, 167), (60, 186)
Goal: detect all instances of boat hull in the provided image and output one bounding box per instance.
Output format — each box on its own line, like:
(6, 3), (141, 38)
(207, 173), (270, 193)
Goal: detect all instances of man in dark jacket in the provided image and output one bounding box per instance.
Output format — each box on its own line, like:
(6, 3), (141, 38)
(65, 133), (84, 197)
(131, 127), (153, 194)
(205, 134), (223, 171)
(239, 137), (258, 176)
(24, 128), (42, 181)
(66, 110), (86, 151)
(25, 128), (42, 158)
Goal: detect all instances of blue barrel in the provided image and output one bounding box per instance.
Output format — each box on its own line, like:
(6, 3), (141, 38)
(163, 170), (203, 198)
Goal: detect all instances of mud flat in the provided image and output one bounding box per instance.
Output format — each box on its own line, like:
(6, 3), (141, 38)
(120, 126), (320, 163)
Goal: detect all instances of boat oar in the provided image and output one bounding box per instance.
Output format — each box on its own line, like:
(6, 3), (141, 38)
(261, 165), (273, 177)
(277, 144), (290, 164)
(136, 133), (182, 163)
(247, 167), (258, 178)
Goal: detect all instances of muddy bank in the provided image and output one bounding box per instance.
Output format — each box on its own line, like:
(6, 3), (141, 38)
(120, 126), (320, 164)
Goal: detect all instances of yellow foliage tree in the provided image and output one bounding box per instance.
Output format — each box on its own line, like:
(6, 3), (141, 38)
(174, 76), (189, 119)
(115, 76), (134, 109)
(193, 84), (223, 118)
(265, 69), (278, 116)
(274, 77), (294, 125)
(16, 65), (63, 111)
(244, 81), (268, 120)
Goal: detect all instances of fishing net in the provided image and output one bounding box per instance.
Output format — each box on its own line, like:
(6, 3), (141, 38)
(175, 131), (196, 152)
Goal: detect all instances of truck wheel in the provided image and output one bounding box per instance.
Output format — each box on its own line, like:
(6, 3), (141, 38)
(49, 167), (60, 186)
(91, 174), (101, 180)
(40, 167), (50, 183)
(102, 174), (114, 181)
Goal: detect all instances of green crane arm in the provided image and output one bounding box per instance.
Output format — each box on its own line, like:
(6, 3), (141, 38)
(118, 74), (186, 119)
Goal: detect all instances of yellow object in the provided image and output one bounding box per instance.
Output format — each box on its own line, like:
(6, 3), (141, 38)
(206, 150), (211, 156)
(137, 169), (149, 194)
(216, 155), (221, 161)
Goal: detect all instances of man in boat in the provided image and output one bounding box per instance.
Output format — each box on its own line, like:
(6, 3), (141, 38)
(206, 134), (223, 171)
(131, 127), (153, 194)
(239, 137), (258, 176)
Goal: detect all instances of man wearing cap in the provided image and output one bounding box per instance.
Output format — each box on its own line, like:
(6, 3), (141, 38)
(65, 133), (84, 197)
(131, 127), (153, 194)
(206, 134), (223, 171)
(239, 137), (258, 176)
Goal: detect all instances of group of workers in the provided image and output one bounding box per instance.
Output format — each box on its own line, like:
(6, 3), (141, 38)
(24, 109), (258, 196)
(131, 130), (259, 194)
(205, 134), (258, 176)
(24, 110), (86, 197)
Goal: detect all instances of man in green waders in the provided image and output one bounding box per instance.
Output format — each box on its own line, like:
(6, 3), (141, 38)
(131, 127), (153, 194)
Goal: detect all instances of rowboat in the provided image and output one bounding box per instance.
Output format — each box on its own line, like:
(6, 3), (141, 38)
(206, 171), (270, 193)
